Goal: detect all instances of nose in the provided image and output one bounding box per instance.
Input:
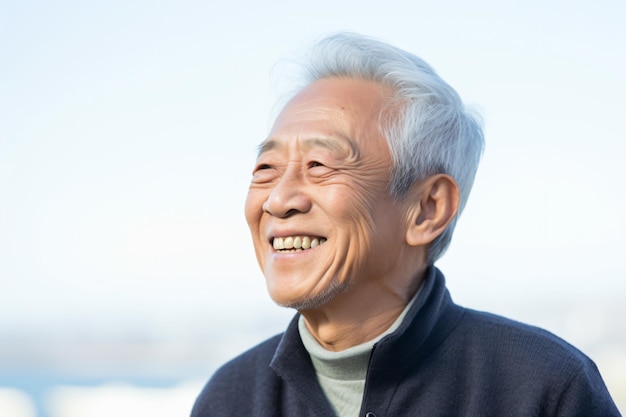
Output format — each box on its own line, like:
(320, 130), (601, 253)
(262, 166), (312, 218)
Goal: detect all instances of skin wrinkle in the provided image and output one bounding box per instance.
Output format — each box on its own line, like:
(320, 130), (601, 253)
(245, 78), (440, 351)
(258, 135), (358, 161)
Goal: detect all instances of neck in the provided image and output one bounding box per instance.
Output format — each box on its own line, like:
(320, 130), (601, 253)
(299, 268), (425, 351)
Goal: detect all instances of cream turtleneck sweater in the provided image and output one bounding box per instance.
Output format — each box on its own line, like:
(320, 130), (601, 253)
(298, 286), (421, 417)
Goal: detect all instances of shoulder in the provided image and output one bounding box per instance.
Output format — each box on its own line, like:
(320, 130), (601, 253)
(459, 308), (586, 358)
(215, 333), (283, 378)
(456, 308), (591, 372)
(191, 333), (283, 417)
(450, 308), (619, 415)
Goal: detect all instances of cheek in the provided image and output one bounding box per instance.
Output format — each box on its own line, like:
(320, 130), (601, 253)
(244, 191), (269, 270)
(331, 184), (381, 231)
(244, 189), (264, 229)
(326, 187), (380, 259)
(330, 185), (404, 260)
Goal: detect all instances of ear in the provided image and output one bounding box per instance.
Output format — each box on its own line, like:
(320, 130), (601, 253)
(405, 174), (460, 247)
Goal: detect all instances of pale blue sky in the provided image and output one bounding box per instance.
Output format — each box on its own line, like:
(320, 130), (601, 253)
(1, 0), (625, 343)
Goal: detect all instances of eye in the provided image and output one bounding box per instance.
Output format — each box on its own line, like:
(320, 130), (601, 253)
(251, 162), (277, 183)
(252, 163), (274, 174)
(308, 161), (324, 168)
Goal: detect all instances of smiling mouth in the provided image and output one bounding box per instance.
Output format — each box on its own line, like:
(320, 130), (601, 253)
(272, 235), (327, 252)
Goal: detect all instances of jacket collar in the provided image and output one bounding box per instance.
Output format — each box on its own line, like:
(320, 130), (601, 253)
(270, 266), (464, 414)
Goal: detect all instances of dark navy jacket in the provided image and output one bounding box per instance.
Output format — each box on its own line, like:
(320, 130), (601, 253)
(191, 267), (621, 417)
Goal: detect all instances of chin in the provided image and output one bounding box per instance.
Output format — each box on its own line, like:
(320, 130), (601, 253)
(269, 279), (352, 311)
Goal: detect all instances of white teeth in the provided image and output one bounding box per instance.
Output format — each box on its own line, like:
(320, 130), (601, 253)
(272, 236), (326, 251)
(273, 238), (284, 250)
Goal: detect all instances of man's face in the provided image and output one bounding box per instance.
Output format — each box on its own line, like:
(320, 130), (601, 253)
(245, 78), (413, 310)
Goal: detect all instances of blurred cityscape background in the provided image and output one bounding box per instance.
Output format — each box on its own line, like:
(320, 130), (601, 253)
(1, 1), (624, 416)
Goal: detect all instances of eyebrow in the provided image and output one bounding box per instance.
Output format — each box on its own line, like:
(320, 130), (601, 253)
(256, 136), (355, 158)
(256, 139), (282, 156)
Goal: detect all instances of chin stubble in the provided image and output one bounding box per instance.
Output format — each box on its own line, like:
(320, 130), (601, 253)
(275, 278), (352, 311)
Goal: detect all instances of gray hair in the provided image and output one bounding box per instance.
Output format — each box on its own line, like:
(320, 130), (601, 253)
(279, 32), (484, 263)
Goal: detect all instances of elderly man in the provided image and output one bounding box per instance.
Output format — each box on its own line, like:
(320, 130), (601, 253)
(191, 33), (620, 417)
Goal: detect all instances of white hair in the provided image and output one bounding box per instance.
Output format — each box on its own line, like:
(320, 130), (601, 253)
(278, 32), (484, 263)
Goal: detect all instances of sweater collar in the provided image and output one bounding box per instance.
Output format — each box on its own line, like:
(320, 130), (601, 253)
(297, 282), (423, 381)
(269, 266), (463, 414)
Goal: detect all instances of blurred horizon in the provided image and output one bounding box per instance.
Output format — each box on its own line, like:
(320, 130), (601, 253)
(2, 291), (625, 415)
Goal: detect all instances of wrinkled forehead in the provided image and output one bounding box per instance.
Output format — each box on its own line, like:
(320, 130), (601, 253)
(258, 136), (355, 156)
(260, 77), (392, 158)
